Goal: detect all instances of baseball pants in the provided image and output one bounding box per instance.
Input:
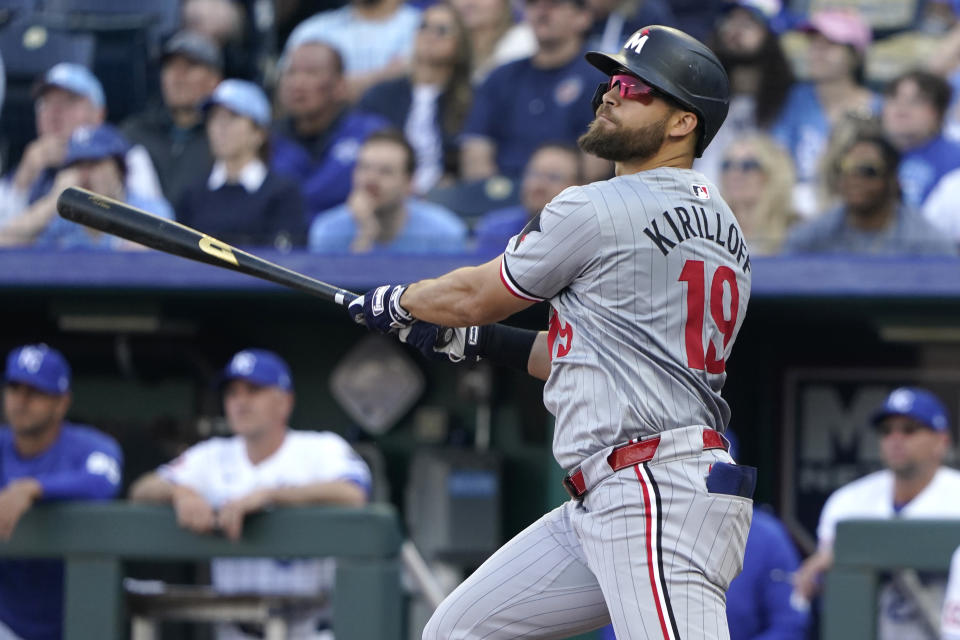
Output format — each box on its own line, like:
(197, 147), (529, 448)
(422, 426), (753, 640)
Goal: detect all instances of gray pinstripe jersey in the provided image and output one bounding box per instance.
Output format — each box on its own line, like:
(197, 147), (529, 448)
(500, 168), (752, 471)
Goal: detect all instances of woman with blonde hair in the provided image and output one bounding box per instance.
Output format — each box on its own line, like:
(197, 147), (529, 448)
(719, 133), (798, 254)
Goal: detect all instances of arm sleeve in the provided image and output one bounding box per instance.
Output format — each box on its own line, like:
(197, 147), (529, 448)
(157, 440), (217, 491)
(500, 186), (601, 301)
(303, 434), (372, 494)
(39, 438), (123, 500)
(816, 490), (843, 549)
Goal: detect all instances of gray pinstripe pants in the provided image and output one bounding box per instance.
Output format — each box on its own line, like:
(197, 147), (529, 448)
(423, 428), (752, 640)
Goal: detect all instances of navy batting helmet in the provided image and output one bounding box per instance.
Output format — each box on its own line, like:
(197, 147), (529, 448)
(585, 25), (729, 157)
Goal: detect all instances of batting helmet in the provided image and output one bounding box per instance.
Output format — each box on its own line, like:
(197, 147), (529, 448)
(585, 25), (729, 157)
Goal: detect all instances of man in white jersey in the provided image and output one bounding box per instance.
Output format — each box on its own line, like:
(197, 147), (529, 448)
(129, 348), (371, 640)
(945, 545), (960, 640)
(349, 25), (755, 640)
(793, 387), (960, 640)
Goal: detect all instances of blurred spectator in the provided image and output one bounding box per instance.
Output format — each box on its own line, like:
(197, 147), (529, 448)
(122, 31), (224, 207)
(271, 40), (390, 222)
(358, 2), (474, 193)
(945, 544), (960, 640)
(0, 344), (123, 640)
(0, 124), (174, 249)
(670, 0), (726, 41)
(178, 80), (306, 250)
(473, 142), (582, 256)
(771, 9), (879, 218)
(922, 166), (960, 243)
(308, 129), (467, 253)
(718, 134), (797, 255)
(793, 387), (960, 640)
(583, 0), (675, 53)
(0, 63), (162, 222)
(781, 132), (956, 255)
(927, 10), (960, 140)
(284, 0), (421, 101)
(881, 69), (960, 210)
(182, 0), (257, 81)
(697, 0), (795, 184)
(452, 0), (535, 83)
(129, 348), (371, 640)
(460, 0), (604, 182)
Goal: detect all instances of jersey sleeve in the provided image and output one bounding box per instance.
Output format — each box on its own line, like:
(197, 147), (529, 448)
(38, 430), (123, 500)
(301, 433), (372, 493)
(500, 186), (601, 301)
(157, 439), (219, 490)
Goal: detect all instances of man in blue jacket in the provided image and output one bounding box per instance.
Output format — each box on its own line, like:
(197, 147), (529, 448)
(0, 344), (123, 640)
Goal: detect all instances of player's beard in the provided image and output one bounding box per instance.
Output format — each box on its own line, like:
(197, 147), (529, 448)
(578, 110), (671, 162)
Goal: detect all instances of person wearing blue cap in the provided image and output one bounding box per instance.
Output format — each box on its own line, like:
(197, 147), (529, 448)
(0, 63), (164, 228)
(129, 348), (371, 639)
(793, 386), (960, 638)
(0, 344), (123, 640)
(0, 123), (174, 249)
(176, 80), (307, 250)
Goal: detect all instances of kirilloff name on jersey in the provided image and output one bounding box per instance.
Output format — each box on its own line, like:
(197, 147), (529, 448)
(643, 206), (751, 272)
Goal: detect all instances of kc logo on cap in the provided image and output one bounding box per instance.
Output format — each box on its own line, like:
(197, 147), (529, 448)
(229, 351), (257, 375)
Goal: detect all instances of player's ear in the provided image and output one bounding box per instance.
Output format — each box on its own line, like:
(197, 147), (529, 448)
(669, 110), (699, 139)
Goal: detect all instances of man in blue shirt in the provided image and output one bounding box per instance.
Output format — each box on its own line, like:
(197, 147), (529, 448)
(309, 129), (466, 254)
(882, 69), (960, 209)
(271, 39), (389, 224)
(0, 344), (123, 640)
(459, 0), (605, 181)
(474, 142), (582, 256)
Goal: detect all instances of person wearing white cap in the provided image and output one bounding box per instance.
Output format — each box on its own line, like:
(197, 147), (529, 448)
(0, 63), (163, 227)
(176, 79), (306, 249)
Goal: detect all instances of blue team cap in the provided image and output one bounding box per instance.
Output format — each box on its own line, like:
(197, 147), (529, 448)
(871, 387), (949, 432)
(63, 123), (129, 166)
(35, 63), (105, 108)
(203, 79), (271, 128)
(222, 349), (292, 391)
(4, 344), (71, 395)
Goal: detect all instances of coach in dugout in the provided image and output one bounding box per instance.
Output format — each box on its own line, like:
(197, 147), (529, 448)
(0, 344), (123, 640)
(129, 348), (371, 640)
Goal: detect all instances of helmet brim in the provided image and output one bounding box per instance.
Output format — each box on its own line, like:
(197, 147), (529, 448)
(585, 51), (632, 78)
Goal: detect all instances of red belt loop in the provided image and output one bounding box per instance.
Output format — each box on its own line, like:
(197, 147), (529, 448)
(562, 429), (728, 499)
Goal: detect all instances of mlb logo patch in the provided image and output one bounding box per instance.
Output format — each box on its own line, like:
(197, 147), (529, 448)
(692, 184), (710, 200)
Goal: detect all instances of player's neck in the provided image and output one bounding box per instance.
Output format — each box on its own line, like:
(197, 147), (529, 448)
(14, 422), (63, 458)
(615, 147), (694, 175)
(892, 465), (938, 506)
(244, 427), (287, 465)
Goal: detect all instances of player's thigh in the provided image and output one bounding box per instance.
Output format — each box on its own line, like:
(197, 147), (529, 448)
(576, 453), (751, 640)
(423, 501), (610, 640)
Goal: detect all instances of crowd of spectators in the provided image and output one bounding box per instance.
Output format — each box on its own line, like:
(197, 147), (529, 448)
(0, 0), (958, 257)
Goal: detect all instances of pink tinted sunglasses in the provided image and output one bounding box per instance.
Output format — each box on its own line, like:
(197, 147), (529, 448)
(607, 74), (659, 101)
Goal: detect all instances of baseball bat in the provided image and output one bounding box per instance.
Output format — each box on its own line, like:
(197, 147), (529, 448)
(56, 186), (359, 305)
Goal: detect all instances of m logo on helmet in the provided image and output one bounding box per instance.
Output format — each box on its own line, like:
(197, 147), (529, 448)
(623, 32), (649, 55)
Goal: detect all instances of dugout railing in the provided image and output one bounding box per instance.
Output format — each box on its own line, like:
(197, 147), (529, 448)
(0, 503), (403, 640)
(823, 519), (960, 639)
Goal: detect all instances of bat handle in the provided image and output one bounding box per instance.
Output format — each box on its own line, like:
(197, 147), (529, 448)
(342, 287), (455, 351)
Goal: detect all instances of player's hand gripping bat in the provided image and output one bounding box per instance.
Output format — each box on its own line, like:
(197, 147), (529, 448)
(56, 186), (454, 346)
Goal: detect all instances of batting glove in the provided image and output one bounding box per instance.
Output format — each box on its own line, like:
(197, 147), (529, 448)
(398, 322), (483, 363)
(348, 284), (415, 333)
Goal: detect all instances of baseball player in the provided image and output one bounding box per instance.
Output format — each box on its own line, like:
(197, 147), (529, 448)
(945, 545), (960, 640)
(350, 25), (755, 640)
(0, 344), (123, 640)
(129, 349), (371, 640)
(793, 387), (960, 640)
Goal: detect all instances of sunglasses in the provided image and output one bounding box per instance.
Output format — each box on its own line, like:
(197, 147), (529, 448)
(840, 161), (885, 179)
(591, 74), (660, 112)
(721, 158), (763, 173)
